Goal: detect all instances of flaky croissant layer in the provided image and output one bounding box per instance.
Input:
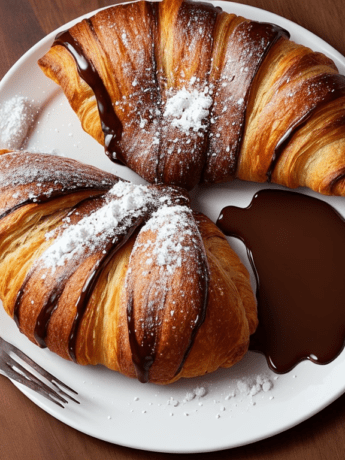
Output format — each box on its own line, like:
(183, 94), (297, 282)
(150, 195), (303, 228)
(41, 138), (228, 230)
(0, 151), (257, 384)
(38, 0), (345, 194)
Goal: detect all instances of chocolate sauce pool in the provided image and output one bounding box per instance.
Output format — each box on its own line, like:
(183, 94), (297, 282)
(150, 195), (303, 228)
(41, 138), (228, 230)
(217, 189), (345, 373)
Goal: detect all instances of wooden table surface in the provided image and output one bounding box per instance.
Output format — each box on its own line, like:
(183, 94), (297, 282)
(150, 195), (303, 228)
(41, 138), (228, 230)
(1, 0), (345, 459)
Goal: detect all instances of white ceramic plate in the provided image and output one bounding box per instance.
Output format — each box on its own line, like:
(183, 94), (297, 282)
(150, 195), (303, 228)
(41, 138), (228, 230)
(1, 1), (345, 453)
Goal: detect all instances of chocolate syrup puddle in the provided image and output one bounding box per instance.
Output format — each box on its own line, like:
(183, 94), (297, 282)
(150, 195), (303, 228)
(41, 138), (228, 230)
(53, 24), (124, 165)
(217, 189), (345, 373)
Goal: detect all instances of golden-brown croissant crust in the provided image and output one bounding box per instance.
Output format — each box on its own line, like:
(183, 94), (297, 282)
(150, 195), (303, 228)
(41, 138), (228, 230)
(0, 151), (257, 384)
(38, 0), (345, 194)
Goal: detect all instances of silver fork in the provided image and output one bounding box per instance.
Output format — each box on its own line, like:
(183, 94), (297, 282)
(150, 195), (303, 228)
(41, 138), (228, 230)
(0, 337), (79, 408)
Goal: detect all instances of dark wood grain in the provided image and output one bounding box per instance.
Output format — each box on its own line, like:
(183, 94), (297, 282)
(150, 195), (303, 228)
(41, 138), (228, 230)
(1, 0), (345, 459)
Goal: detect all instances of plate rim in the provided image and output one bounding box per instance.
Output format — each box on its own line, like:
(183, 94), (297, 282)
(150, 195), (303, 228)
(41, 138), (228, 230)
(1, 0), (345, 453)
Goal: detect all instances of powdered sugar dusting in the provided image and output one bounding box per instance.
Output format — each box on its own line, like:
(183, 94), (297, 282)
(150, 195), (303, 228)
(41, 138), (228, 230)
(42, 182), (157, 271)
(163, 87), (213, 133)
(0, 96), (37, 149)
(41, 181), (189, 273)
(235, 374), (274, 403)
(0, 153), (116, 217)
(133, 204), (202, 275)
(0, 154), (107, 189)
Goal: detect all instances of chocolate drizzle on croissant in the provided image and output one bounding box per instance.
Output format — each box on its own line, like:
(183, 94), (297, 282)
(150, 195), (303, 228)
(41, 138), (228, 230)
(266, 74), (345, 182)
(0, 151), (257, 383)
(48, 2), (289, 188)
(126, 206), (209, 383)
(203, 20), (288, 183)
(38, 0), (345, 196)
(68, 212), (148, 362)
(54, 27), (125, 165)
(0, 152), (117, 219)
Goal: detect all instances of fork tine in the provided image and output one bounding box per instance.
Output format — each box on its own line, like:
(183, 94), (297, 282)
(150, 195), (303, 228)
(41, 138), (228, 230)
(1, 360), (66, 408)
(0, 337), (79, 406)
(4, 353), (80, 404)
(4, 355), (68, 402)
(11, 347), (79, 397)
(50, 383), (80, 404)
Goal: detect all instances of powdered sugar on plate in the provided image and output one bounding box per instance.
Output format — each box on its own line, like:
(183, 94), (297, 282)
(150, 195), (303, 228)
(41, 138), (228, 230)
(126, 373), (276, 419)
(0, 96), (37, 149)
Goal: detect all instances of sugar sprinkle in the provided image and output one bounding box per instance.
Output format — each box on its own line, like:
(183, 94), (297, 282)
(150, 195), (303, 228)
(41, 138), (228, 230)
(0, 96), (37, 149)
(163, 87), (212, 133)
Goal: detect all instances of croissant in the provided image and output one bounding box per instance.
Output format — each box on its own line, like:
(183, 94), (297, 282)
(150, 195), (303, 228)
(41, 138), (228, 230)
(0, 151), (257, 384)
(37, 0), (345, 194)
